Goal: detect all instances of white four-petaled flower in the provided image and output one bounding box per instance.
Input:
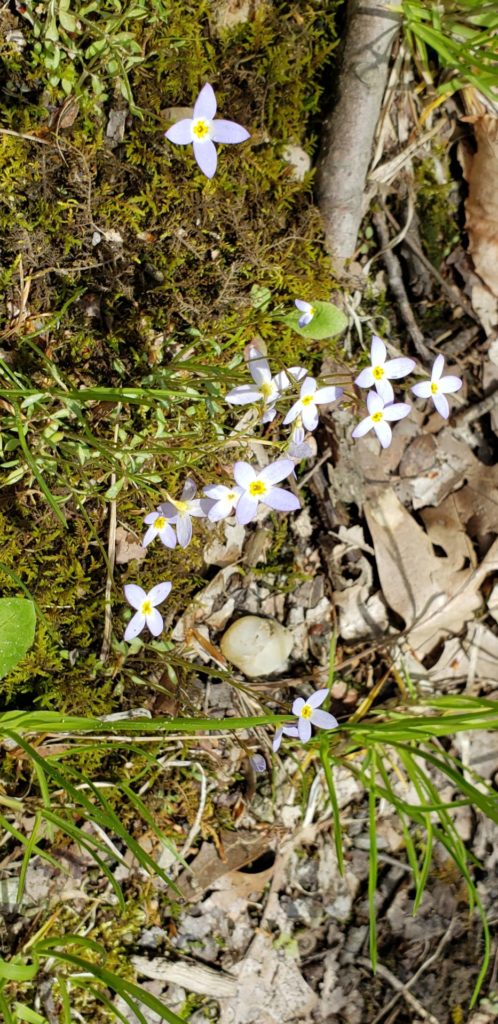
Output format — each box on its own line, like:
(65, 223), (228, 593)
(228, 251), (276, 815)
(411, 355), (462, 419)
(233, 458), (300, 525)
(158, 479), (208, 548)
(294, 299), (315, 328)
(142, 509), (177, 549)
(124, 582), (172, 642)
(292, 689), (339, 742)
(165, 83), (250, 179)
(203, 483), (242, 522)
(283, 376), (343, 432)
(225, 346), (282, 421)
(352, 392), (411, 449)
(355, 335), (415, 404)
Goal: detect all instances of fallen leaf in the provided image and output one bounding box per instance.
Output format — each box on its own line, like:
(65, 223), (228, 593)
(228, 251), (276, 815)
(364, 488), (498, 658)
(460, 114), (498, 299)
(114, 526), (146, 564)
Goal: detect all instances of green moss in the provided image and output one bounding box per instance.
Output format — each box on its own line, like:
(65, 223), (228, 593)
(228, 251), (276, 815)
(414, 155), (459, 268)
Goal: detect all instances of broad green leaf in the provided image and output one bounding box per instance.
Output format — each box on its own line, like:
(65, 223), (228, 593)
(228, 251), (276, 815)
(282, 300), (347, 340)
(0, 599), (36, 680)
(0, 958), (38, 982)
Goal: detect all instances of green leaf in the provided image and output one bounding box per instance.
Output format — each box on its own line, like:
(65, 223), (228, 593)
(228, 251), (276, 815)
(0, 958), (38, 982)
(59, 10), (78, 33)
(14, 1004), (48, 1024)
(0, 599), (36, 680)
(282, 300), (347, 340)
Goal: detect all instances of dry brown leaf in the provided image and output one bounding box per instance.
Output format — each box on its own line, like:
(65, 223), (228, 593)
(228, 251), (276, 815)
(114, 526), (146, 564)
(460, 114), (498, 300)
(364, 488), (498, 658)
(177, 829), (274, 901)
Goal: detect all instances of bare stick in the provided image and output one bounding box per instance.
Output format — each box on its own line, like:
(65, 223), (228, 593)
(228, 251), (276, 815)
(373, 210), (433, 361)
(316, 0), (401, 260)
(358, 958), (442, 1024)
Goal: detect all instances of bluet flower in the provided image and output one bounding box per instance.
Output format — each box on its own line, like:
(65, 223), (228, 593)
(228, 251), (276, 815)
(294, 299), (315, 327)
(352, 391), (409, 448)
(159, 479), (209, 548)
(233, 458), (300, 525)
(272, 725), (299, 752)
(287, 424), (314, 462)
(355, 335), (415, 404)
(292, 690), (339, 743)
(283, 376), (343, 432)
(124, 582), (172, 642)
(226, 346), (281, 416)
(203, 483), (242, 522)
(411, 355), (462, 419)
(352, 392), (411, 448)
(165, 83), (250, 179)
(142, 509), (177, 549)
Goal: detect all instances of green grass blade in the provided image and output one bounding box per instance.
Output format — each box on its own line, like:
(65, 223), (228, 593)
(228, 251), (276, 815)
(320, 745), (344, 875)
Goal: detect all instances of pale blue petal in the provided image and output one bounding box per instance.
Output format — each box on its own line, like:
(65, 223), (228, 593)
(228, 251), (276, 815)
(411, 381), (432, 398)
(371, 335), (386, 365)
(226, 385), (262, 405)
(298, 717), (312, 742)
(142, 525), (156, 547)
(233, 461), (255, 488)
(124, 611), (145, 641)
(193, 83), (216, 120)
(375, 376), (394, 404)
(211, 119), (250, 144)
(301, 403), (319, 431)
(236, 492), (258, 525)
(148, 581), (172, 606)
(298, 312), (313, 327)
(355, 367), (375, 389)
(367, 390), (383, 415)
(382, 402), (411, 422)
(165, 119), (193, 144)
(124, 584), (146, 610)
(351, 416), (372, 439)
(308, 688), (328, 709)
(384, 357), (416, 379)
(310, 709), (339, 729)
(439, 375), (462, 394)
(260, 459), (294, 485)
(146, 608), (163, 637)
(432, 354), (445, 381)
(292, 697), (305, 715)
(193, 139), (217, 178)
(264, 486), (301, 513)
(176, 514), (192, 548)
(159, 523), (177, 548)
(373, 419), (392, 448)
(433, 392), (449, 418)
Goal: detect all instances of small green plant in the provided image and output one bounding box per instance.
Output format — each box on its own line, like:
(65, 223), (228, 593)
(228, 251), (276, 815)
(401, 1), (498, 100)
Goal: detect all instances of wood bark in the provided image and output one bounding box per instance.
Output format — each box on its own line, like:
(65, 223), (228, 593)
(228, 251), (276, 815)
(316, 0), (402, 261)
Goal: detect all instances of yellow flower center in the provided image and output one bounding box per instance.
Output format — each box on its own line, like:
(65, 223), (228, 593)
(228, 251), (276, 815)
(140, 599), (153, 616)
(372, 365), (384, 380)
(301, 395), (315, 406)
(192, 118), (211, 140)
(260, 381), (274, 401)
(248, 480), (267, 498)
(171, 498), (189, 513)
(300, 704), (313, 719)
(154, 516), (166, 530)
(371, 411), (383, 423)
(431, 382), (439, 394)
(227, 492), (237, 502)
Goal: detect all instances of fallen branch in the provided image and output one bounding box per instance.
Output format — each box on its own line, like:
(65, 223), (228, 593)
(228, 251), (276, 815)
(372, 209), (433, 361)
(316, 0), (402, 261)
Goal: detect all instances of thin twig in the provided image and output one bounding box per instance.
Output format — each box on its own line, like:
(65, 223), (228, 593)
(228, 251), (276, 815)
(372, 210), (433, 361)
(100, 416), (120, 662)
(358, 958), (442, 1024)
(383, 205), (480, 324)
(369, 921), (457, 1024)
(0, 127), (52, 146)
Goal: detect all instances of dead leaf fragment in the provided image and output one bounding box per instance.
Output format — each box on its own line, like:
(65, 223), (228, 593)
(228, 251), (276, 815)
(461, 114), (498, 299)
(364, 488), (498, 658)
(114, 526), (146, 564)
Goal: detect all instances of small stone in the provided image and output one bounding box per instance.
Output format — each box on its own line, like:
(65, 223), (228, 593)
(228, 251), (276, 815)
(282, 144), (311, 181)
(220, 615), (293, 677)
